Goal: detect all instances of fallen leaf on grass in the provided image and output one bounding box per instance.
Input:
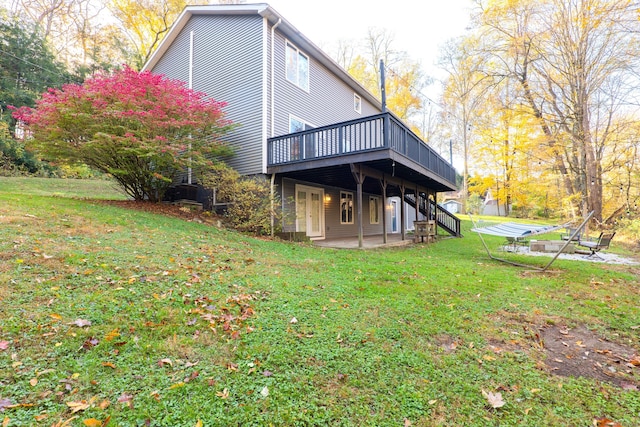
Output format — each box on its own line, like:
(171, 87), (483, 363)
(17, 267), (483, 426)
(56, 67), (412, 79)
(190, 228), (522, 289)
(82, 418), (104, 427)
(290, 317), (298, 324)
(629, 356), (640, 367)
(482, 390), (506, 409)
(29, 378), (38, 387)
(157, 358), (172, 367)
(82, 337), (99, 350)
(117, 393), (133, 408)
(101, 362), (116, 369)
(49, 416), (79, 427)
(216, 388), (229, 399)
(71, 319), (92, 328)
(595, 418), (624, 427)
(66, 400), (90, 413)
(260, 386), (269, 398)
(2, 417), (9, 427)
(0, 398), (11, 411)
(0, 341), (9, 351)
(104, 329), (120, 342)
(184, 371), (199, 383)
(404, 418), (412, 427)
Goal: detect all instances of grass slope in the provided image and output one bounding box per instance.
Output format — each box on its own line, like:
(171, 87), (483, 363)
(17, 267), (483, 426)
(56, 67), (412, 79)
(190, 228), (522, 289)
(0, 178), (639, 426)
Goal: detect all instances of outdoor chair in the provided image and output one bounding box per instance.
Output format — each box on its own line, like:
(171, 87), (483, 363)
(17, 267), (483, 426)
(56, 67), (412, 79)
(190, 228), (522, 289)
(561, 227), (583, 241)
(577, 232), (616, 259)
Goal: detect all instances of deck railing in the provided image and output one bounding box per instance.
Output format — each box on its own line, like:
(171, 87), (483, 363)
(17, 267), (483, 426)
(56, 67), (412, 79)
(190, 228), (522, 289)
(267, 112), (456, 187)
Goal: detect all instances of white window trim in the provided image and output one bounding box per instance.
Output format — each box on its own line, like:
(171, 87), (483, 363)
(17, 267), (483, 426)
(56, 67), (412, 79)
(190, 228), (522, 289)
(340, 191), (354, 225)
(285, 40), (310, 92)
(288, 114), (315, 133)
(354, 93), (362, 114)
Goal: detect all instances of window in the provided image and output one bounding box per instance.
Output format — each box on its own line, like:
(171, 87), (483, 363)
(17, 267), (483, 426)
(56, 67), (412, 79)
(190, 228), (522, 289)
(289, 116), (307, 133)
(289, 115), (315, 160)
(286, 41), (309, 91)
(354, 93), (362, 114)
(369, 196), (380, 224)
(340, 191), (354, 224)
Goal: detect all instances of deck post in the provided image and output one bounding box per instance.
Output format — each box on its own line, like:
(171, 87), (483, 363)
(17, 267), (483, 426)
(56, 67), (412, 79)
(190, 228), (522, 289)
(270, 173), (276, 237)
(400, 183), (406, 241)
(351, 164), (365, 248)
(415, 185), (419, 223)
(380, 177), (388, 244)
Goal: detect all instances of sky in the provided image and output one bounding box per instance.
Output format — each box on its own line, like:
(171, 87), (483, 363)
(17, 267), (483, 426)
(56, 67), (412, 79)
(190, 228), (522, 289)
(265, 0), (474, 99)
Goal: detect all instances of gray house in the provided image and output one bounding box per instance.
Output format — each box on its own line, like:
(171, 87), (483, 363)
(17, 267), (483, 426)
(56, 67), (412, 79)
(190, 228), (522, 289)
(143, 3), (459, 245)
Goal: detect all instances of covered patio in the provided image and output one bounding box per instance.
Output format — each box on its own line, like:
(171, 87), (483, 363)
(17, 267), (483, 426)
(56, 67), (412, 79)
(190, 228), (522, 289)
(313, 233), (423, 249)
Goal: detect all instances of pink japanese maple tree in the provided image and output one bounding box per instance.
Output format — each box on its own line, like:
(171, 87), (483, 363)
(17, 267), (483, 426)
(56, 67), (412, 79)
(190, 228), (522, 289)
(13, 66), (233, 201)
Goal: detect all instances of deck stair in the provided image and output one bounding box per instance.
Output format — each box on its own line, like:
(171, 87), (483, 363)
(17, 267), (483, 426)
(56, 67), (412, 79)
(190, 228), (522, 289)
(403, 194), (461, 237)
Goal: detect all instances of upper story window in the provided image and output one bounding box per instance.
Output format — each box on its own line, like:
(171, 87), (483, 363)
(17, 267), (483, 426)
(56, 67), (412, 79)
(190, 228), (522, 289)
(289, 115), (314, 133)
(354, 94), (362, 114)
(286, 41), (309, 91)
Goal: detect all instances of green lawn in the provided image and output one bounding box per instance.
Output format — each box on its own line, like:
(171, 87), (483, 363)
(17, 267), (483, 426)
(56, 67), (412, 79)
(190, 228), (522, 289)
(0, 178), (638, 426)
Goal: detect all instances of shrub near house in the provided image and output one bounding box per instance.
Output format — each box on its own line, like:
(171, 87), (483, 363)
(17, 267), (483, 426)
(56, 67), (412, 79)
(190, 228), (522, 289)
(12, 66), (234, 202)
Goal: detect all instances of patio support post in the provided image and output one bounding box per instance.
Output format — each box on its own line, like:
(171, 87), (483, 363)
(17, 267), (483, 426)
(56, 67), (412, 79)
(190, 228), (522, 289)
(351, 164), (365, 248)
(380, 177), (388, 244)
(415, 185), (419, 223)
(270, 173), (276, 237)
(400, 183), (406, 241)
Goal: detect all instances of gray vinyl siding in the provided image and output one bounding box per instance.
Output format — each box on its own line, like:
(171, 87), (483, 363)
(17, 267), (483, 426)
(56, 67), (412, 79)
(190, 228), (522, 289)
(150, 15), (265, 176)
(280, 178), (385, 239)
(271, 30), (380, 136)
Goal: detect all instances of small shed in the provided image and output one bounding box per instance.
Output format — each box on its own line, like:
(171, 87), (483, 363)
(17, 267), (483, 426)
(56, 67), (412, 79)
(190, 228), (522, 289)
(442, 200), (462, 214)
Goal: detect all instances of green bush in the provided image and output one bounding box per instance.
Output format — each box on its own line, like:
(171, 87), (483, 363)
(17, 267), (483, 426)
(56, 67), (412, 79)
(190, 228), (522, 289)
(202, 163), (281, 235)
(0, 135), (54, 177)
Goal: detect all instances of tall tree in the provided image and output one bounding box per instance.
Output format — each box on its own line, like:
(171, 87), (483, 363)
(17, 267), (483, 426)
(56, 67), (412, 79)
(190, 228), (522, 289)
(438, 36), (494, 200)
(107, 0), (208, 70)
(9, 0), (132, 74)
(335, 28), (428, 126)
(475, 0), (640, 223)
(0, 7), (70, 124)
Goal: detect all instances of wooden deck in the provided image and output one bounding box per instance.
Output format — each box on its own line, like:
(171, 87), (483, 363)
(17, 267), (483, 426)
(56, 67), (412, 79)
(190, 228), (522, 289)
(267, 112), (457, 193)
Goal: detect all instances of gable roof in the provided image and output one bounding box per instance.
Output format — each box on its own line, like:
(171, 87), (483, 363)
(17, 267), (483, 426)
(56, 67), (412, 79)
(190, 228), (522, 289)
(142, 3), (382, 110)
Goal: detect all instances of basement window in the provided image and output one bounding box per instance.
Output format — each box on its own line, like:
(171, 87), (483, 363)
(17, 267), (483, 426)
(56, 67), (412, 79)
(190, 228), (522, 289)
(340, 191), (354, 224)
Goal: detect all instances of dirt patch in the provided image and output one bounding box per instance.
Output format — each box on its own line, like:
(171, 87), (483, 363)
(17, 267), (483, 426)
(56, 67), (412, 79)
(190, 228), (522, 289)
(485, 311), (639, 389)
(539, 324), (639, 390)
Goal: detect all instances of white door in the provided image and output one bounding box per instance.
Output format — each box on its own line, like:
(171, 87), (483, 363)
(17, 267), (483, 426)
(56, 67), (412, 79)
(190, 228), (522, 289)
(391, 200), (398, 233)
(296, 185), (324, 238)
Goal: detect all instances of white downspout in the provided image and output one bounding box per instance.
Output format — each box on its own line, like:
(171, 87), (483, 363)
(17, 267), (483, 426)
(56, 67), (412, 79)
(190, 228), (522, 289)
(188, 30), (194, 185)
(270, 18), (281, 138)
(270, 19), (281, 237)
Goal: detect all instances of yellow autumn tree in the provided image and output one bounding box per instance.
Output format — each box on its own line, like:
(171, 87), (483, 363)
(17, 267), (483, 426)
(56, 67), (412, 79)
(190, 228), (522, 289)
(335, 28), (427, 128)
(108, 0), (209, 69)
(474, 0), (640, 223)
